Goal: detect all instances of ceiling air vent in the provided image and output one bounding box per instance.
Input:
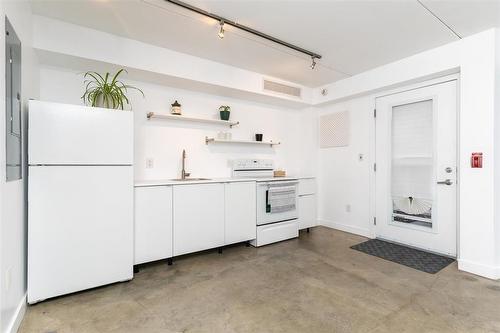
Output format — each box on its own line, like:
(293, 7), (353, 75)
(263, 79), (301, 98)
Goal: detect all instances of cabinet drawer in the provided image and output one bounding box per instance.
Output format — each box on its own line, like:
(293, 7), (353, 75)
(253, 220), (298, 247)
(298, 178), (316, 196)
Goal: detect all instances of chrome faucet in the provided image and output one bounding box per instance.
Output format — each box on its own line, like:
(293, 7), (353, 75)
(181, 149), (190, 180)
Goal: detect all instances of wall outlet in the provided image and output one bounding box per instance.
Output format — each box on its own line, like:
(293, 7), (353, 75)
(146, 158), (154, 169)
(345, 204), (351, 213)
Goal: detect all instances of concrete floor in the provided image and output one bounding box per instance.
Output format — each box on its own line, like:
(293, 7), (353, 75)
(19, 227), (500, 333)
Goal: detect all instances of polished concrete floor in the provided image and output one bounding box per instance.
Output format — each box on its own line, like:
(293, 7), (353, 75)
(20, 227), (500, 333)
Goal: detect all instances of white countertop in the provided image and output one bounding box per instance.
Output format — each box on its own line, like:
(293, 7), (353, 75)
(134, 176), (314, 187)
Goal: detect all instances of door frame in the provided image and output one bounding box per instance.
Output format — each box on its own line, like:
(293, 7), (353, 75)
(369, 73), (460, 257)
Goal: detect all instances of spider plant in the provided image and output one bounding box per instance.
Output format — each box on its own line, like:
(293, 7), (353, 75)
(82, 69), (144, 110)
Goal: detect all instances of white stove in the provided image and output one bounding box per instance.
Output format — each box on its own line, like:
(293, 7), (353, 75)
(232, 159), (299, 247)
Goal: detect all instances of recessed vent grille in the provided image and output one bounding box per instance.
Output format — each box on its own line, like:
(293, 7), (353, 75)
(263, 79), (301, 98)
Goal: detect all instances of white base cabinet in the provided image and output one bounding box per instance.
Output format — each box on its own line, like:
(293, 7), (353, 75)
(298, 195), (317, 230)
(298, 178), (317, 230)
(134, 186), (173, 264)
(134, 181), (257, 264)
(173, 184), (225, 256)
(225, 182), (256, 245)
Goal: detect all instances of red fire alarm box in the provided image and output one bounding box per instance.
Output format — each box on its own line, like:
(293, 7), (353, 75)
(471, 152), (483, 168)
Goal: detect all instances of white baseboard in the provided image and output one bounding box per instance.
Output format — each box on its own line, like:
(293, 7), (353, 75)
(458, 259), (500, 280)
(5, 294), (27, 333)
(319, 219), (373, 238)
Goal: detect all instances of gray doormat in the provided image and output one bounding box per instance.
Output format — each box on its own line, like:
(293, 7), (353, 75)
(350, 239), (455, 274)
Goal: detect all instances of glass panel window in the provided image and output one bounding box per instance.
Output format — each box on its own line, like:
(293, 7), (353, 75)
(391, 100), (433, 228)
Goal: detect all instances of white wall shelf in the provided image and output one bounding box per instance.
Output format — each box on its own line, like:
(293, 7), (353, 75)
(205, 137), (280, 147)
(147, 112), (239, 128)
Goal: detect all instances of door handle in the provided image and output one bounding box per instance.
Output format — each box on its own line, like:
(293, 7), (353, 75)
(437, 179), (453, 185)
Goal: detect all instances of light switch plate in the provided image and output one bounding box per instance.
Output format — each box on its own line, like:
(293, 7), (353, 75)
(146, 158), (154, 169)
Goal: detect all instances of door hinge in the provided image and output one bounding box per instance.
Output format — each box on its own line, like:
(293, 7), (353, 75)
(373, 108), (377, 118)
(373, 217), (377, 225)
(373, 163), (377, 172)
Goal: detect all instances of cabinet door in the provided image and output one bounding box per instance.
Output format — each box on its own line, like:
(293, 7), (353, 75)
(173, 184), (224, 256)
(134, 186), (173, 264)
(298, 194), (317, 230)
(225, 182), (256, 245)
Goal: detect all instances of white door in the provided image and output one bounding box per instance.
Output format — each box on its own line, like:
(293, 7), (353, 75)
(28, 165), (133, 303)
(375, 80), (457, 256)
(225, 182), (256, 245)
(134, 186), (173, 264)
(173, 184), (225, 256)
(28, 100), (133, 165)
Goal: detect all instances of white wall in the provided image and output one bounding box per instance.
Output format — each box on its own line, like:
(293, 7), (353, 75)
(38, 66), (315, 180)
(316, 29), (500, 279)
(495, 32), (500, 272)
(317, 96), (373, 237)
(0, 2), (39, 333)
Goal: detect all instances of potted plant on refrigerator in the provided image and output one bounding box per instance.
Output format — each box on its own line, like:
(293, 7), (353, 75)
(82, 69), (144, 110)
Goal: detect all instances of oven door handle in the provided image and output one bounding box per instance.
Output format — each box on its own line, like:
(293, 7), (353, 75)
(265, 189), (271, 213)
(268, 181), (298, 187)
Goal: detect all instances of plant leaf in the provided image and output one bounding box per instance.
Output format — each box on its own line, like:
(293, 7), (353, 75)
(111, 68), (126, 86)
(84, 72), (105, 85)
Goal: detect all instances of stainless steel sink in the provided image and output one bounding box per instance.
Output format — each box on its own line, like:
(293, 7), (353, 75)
(170, 178), (212, 181)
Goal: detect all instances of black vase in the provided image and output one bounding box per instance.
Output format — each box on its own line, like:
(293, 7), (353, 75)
(255, 134), (263, 141)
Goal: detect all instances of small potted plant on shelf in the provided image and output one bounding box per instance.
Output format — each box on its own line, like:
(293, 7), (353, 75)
(82, 69), (144, 110)
(219, 105), (231, 120)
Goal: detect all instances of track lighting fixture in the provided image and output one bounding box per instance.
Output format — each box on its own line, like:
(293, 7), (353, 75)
(165, 0), (322, 68)
(310, 56), (317, 70)
(218, 20), (225, 39)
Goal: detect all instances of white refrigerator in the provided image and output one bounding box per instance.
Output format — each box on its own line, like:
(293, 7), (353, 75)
(27, 100), (134, 304)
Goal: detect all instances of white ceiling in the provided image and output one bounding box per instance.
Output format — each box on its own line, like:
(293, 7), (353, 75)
(30, 0), (500, 87)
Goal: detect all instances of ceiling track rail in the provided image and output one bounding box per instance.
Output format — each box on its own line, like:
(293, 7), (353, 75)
(416, 0), (462, 39)
(165, 0), (322, 60)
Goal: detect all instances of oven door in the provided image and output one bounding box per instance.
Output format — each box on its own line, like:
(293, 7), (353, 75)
(257, 181), (298, 226)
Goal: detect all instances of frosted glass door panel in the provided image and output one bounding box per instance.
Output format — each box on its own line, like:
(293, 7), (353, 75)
(392, 100), (433, 158)
(391, 100), (433, 229)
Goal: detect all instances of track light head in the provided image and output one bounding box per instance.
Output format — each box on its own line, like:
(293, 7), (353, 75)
(218, 20), (225, 39)
(310, 56), (317, 70)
